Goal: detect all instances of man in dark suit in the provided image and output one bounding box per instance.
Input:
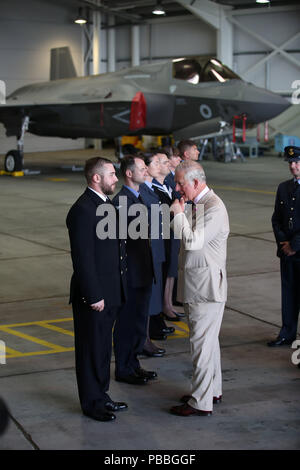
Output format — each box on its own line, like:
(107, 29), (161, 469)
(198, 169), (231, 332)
(66, 157), (127, 422)
(268, 146), (300, 347)
(113, 155), (157, 384)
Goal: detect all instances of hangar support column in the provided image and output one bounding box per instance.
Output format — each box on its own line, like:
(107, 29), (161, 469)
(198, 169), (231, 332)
(131, 25), (140, 67)
(108, 15), (116, 72)
(92, 8), (101, 75)
(175, 0), (233, 68)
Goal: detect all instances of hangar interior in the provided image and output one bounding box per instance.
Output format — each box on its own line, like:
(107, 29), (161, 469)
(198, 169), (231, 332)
(0, 0), (300, 451)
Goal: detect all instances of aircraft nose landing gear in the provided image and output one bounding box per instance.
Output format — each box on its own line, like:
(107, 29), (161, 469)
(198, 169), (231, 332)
(3, 116), (29, 175)
(4, 149), (23, 173)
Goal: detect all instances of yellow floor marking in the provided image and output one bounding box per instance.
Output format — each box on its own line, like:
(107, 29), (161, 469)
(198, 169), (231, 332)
(167, 321), (189, 339)
(45, 177), (69, 182)
(36, 322), (74, 337)
(1, 347), (75, 359)
(0, 317), (189, 359)
(0, 318), (73, 328)
(0, 342), (24, 360)
(211, 184), (276, 196)
(0, 326), (66, 351)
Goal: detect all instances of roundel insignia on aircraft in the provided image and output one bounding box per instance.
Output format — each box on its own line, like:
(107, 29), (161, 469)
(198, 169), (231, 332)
(199, 104), (212, 120)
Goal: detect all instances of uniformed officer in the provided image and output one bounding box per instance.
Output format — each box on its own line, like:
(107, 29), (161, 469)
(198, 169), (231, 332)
(66, 157), (128, 422)
(112, 155), (156, 384)
(268, 146), (300, 347)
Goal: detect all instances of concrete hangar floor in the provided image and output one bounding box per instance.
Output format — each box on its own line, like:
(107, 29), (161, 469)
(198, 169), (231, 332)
(0, 147), (299, 451)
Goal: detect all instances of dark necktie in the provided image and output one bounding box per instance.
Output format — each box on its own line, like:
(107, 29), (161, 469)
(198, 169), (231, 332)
(192, 202), (197, 231)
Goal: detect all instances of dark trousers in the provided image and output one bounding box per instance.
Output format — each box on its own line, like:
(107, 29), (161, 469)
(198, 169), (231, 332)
(72, 295), (119, 415)
(114, 284), (152, 377)
(280, 257), (300, 341)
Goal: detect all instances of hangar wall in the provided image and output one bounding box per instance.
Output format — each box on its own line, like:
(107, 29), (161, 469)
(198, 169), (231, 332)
(232, 8), (300, 93)
(0, 0), (84, 154)
(112, 16), (216, 70)
(0, 0), (299, 154)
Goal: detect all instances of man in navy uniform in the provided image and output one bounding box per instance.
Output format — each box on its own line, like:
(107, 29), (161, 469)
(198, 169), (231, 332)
(66, 157), (127, 421)
(268, 146), (300, 347)
(113, 155), (156, 384)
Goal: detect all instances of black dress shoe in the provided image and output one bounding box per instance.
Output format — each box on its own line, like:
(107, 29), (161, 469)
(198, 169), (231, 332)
(84, 410), (116, 422)
(135, 367), (157, 380)
(105, 401), (128, 412)
(115, 374), (148, 385)
(141, 349), (165, 357)
(162, 326), (175, 335)
(174, 311), (185, 318)
(163, 313), (180, 322)
(267, 337), (293, 347)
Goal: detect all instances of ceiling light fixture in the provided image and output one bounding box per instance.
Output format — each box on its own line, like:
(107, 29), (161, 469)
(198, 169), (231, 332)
(255, 0), (270, 4)
(152, 1), (166, 15)
(74, 7), (87, 24)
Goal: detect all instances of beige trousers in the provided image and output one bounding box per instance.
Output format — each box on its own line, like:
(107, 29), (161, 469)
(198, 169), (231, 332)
(184, 301), (225, 412)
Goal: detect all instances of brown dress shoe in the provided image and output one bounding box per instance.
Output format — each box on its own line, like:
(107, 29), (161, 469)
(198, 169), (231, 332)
(180, 394), (222, 404)
(170, 403), (212, 416)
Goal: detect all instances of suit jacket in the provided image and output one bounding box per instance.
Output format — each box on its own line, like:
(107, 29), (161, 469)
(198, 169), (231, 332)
(272, 179), (300, 259)
(113, 185), (153, 288)
(171, 189), (229, 303)
(66, 188), (126, 307)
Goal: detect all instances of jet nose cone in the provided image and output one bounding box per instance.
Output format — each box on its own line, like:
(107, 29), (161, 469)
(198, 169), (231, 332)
(243, 84), (291, 124)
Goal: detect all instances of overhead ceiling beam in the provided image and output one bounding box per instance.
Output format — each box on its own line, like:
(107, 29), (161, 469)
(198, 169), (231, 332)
(82, 0), (144, 23)
(229, 4), (300, 16)
(175, 0), (220, 29)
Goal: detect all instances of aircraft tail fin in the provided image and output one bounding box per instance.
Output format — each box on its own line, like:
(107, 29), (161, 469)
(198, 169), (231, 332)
(50, 47), (77, 80)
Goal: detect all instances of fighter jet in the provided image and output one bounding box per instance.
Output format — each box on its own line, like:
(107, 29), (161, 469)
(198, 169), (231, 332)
(0, 56), (290, 171)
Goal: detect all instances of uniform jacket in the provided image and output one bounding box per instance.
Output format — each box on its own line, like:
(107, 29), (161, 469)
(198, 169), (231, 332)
(171, 189), (229, 303)
(139, 182), (166, 273)
(272, 179), (300, 258)
(164, 172), (181, 200)
(112, 185), (154, 288)
(152, 178), (173, 206)
(66, 188), (126, 307)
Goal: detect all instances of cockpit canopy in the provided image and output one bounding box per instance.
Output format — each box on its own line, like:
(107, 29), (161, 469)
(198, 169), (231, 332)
(172, 57), (241, 84)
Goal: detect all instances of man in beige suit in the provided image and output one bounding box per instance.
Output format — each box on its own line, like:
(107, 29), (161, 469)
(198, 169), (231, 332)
(169, 160), (229, 416)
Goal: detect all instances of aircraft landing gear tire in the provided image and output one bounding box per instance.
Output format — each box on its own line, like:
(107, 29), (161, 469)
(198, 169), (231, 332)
(4, 150), (23, 172)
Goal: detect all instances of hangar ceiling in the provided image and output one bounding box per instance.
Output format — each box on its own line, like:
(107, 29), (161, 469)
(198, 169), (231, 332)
(70, 0), (300, 24)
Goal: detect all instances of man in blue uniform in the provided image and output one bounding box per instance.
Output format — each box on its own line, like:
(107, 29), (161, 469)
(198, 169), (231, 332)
(113, 155), (157, 384)
(268, 146), (300, 347)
